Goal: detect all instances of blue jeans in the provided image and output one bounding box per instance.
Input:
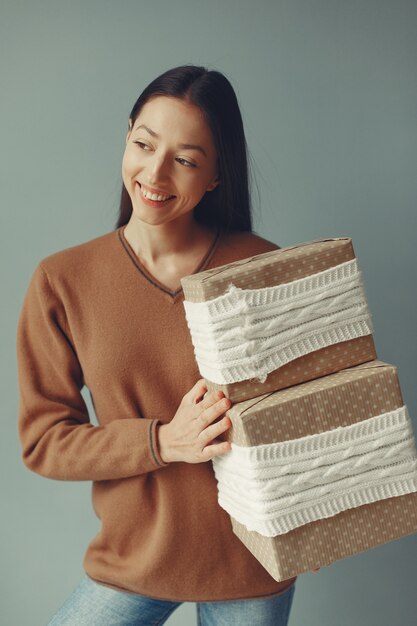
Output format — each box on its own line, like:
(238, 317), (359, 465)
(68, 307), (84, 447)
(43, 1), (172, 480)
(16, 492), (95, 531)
(47, 575), (296, 625)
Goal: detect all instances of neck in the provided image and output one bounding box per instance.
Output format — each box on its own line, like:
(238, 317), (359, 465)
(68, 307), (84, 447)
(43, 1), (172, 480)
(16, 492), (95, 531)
(123, 214), (217, 265)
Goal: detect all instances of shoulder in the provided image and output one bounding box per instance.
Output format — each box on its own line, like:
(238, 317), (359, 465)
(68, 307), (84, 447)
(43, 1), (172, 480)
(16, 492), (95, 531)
(38, 229), (117, 278)
(217, 229), (280, 263)
(22, 229), (120, 307)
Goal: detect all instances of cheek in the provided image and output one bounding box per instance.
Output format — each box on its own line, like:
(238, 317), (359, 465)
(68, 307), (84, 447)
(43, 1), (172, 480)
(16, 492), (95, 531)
(121, 151), (129, 174)
(184, 172), (208, 192)
(121, 162), (129, 189)
(122, 150), (134, 171)
(121, 150), (140, 184)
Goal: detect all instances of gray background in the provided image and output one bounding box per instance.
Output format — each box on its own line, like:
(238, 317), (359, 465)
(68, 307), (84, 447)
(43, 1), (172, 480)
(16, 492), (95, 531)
(2, 0), (416, 624)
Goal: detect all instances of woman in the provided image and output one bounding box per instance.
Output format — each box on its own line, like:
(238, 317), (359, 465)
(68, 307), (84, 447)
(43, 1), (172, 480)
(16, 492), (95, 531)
(16, 65), (300, 625)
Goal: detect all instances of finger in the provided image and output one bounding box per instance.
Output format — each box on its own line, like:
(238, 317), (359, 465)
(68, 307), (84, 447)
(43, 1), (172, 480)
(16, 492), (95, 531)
(200, 439), (231, 461)
(199, 389), (226, 410)
(198, 397), (231, 429)
(188, 379), (208, 404)
(199, 415), (231, 446)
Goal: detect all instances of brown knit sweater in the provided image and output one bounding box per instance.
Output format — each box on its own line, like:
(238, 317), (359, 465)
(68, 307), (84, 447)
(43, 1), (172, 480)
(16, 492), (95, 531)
(16, 224), (297, 602)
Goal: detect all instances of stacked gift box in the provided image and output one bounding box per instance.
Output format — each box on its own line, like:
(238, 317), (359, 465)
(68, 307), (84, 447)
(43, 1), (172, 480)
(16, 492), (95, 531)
(180, 237), (417, 582)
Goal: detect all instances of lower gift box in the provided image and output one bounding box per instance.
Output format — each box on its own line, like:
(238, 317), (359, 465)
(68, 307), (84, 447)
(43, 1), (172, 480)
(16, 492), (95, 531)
(212, 360), (417, 582)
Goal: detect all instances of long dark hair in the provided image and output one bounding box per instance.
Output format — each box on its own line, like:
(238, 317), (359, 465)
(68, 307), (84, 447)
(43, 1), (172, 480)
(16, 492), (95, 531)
(115, 65), (255, 233)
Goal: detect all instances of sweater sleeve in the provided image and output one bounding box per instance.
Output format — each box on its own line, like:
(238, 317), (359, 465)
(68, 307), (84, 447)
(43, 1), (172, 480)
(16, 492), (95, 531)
(16, 262), (169, 481)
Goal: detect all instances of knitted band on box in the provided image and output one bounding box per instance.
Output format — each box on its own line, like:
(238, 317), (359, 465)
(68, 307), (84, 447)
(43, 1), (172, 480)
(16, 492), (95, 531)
(183, 258), (373, 384)
(212, 405), (417, 537)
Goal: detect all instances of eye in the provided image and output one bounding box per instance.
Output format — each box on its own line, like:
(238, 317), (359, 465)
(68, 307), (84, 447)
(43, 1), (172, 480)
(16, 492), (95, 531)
(133, 141), (196, 168)
(133, 141), (151, 150)
(176, 158), (196, 168)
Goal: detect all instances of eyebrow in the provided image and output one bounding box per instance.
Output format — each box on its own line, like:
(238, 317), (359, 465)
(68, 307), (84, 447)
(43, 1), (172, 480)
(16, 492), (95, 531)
(135, 124), (208, 158)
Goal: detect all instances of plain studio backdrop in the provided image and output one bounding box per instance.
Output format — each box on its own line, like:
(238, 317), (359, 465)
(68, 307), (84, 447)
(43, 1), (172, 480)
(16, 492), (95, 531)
(2, 1), (416, 625)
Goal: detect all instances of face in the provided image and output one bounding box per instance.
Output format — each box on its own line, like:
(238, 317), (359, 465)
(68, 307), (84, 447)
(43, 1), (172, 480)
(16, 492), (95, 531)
(122, 95), (220, 229)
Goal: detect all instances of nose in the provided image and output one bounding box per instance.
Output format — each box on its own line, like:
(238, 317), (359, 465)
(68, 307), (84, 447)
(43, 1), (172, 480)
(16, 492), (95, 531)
(147, 153), (169, 186)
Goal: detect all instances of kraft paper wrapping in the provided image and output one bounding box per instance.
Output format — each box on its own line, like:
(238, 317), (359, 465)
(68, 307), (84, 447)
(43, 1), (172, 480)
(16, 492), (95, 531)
(220, 360), (417, 581)
(181, 237), (376, 403)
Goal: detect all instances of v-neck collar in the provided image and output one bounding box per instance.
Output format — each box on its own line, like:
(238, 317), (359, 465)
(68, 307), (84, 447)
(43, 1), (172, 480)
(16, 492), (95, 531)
(117, 224), (222, 301)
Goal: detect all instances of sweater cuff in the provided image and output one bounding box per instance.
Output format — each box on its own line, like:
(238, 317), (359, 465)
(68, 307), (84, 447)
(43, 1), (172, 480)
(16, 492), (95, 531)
(150, 419), (170, 468)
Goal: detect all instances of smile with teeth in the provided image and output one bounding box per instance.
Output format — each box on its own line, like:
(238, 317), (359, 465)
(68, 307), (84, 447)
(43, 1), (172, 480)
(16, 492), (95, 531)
(139, 184), (175, 202)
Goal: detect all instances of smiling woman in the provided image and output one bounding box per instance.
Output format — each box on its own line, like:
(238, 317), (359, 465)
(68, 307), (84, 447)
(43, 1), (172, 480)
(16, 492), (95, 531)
(122, 96), (220, 232)
(116, 65), (253, 236)
(116, 66), (255, 295)
(16, 64), (298, 626)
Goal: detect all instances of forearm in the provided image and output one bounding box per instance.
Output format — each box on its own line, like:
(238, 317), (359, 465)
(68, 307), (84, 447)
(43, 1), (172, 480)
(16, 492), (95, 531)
(20, 416), (169, 481)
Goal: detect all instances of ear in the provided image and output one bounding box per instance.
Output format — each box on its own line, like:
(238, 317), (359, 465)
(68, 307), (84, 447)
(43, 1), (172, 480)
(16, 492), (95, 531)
(206, 177), (220, 192)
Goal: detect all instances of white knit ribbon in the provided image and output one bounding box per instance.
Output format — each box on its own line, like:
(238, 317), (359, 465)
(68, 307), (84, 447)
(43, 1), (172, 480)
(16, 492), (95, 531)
(212, 405), (417, 537)
(183, 258), (373, 384)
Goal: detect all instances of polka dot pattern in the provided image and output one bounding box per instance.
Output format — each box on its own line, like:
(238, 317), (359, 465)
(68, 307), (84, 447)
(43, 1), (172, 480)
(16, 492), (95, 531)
(181, 237), (355, 303)
(231, 493), (417, 582)
(224, 361), (417, 581)
(181, 238), (376, 403)
(207, 336), (376, 403)
(226, 360), (403, 446)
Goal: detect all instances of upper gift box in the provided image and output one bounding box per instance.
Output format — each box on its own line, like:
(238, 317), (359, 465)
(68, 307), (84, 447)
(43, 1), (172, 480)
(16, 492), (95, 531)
(181, 237), (377, 403)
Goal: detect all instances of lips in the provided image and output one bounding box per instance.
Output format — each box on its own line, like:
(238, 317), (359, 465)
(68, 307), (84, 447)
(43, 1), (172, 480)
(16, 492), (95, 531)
(138, 182), (175, 199)
(136, 182), (176, 206)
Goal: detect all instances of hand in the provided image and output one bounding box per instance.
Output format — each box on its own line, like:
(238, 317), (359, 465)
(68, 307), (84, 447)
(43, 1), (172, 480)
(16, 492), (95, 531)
(157, 378), (232, 464)
(311, 567), (321, 572)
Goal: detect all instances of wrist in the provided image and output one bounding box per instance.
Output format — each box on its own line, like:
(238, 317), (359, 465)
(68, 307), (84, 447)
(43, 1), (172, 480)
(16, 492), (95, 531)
(157, 423), (172, 464)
